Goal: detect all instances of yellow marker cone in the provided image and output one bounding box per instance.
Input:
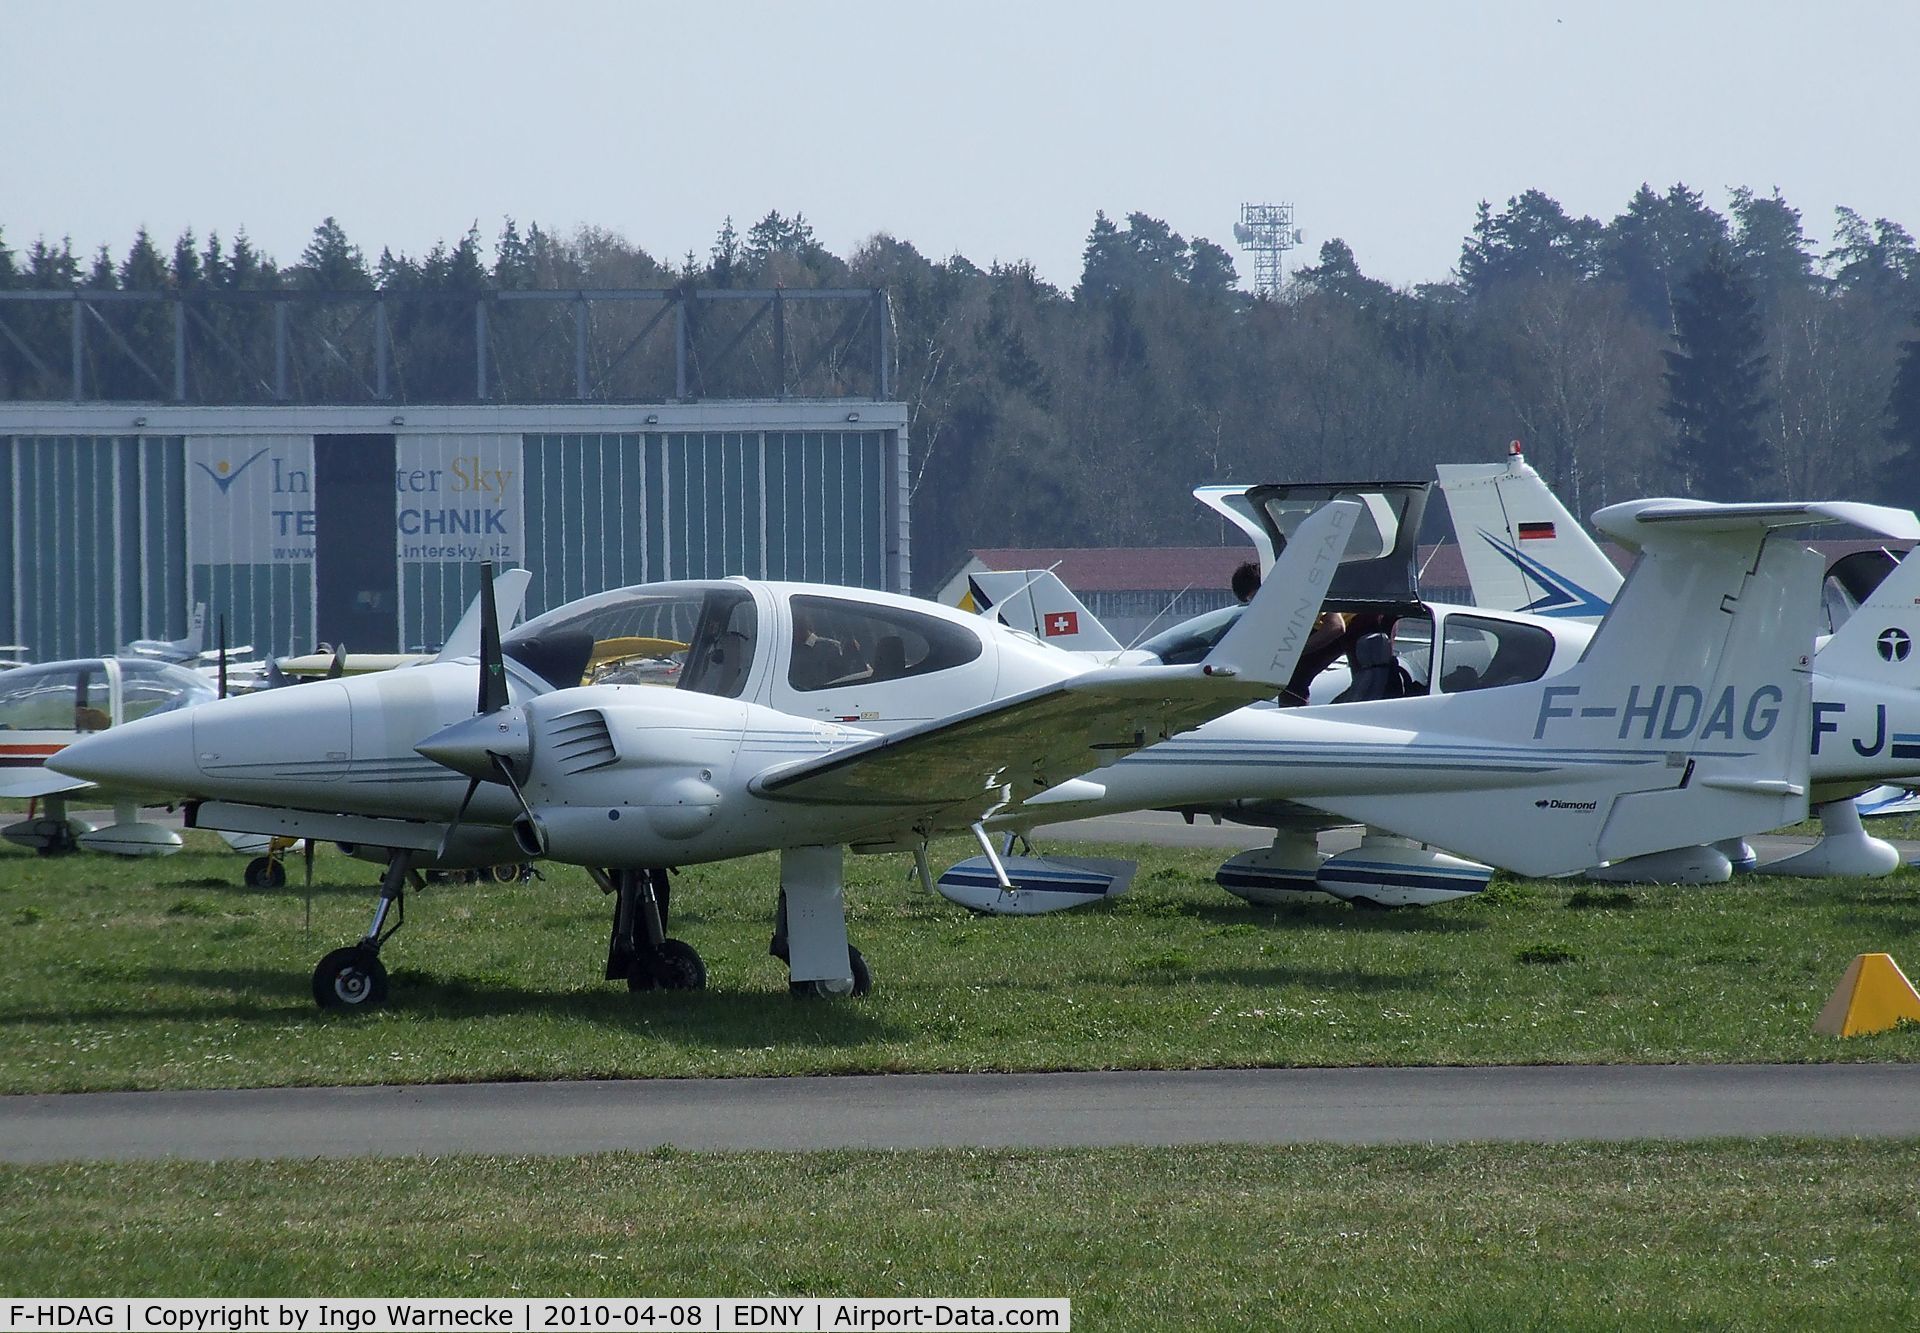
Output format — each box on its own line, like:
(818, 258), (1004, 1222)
(1813, 953), (1920, 1037)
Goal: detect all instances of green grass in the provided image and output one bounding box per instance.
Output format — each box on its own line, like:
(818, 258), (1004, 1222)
(3, 836), (1919, 1093)
(2, 1141), (1917, 1326)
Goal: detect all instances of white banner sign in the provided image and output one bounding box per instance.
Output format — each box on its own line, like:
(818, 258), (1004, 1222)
(395, 433), (523, 565)
(185, 435), (315, 565)
(185, 434), (524, 568)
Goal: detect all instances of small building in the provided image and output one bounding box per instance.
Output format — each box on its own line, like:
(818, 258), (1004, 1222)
(0, 286), (907, 660)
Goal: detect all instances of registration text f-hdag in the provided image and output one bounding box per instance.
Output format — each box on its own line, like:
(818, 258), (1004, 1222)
(1534, 683), (1785, 742)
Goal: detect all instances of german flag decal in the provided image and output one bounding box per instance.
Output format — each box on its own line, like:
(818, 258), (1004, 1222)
(1517, 521), (1556, 541)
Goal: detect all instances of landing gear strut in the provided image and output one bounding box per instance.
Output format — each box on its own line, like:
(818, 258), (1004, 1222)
(606, 868), (706, 992)
(769, 845), (871, 998)
(312, 850), (418, 1011)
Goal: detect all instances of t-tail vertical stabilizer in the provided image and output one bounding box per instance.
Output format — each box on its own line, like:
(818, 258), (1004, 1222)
(1299, 500), (1919, 876)
(1435, 444), (1623, 623)
(965, 570), (1127, 655)
(1809, 545), (1920, 690)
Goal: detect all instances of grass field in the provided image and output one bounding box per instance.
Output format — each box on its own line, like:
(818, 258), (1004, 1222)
(2, 1140), (1917, 1326)
(3, 835), (1918, 1093)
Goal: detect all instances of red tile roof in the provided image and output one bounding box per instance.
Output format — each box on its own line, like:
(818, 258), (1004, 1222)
(966, 547), (1257, 593)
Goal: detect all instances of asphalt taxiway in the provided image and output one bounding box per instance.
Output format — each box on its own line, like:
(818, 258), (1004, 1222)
(5, 1065), (1919, 1162)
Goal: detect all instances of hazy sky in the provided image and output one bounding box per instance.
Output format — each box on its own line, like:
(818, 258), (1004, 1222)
(5, 1), (1916, 291)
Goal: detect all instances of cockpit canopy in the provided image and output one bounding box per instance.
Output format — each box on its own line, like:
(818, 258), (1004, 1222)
(503, 582), (760, 698)
(0, 658), (215, 734)
(1196, 481), (1434, 608)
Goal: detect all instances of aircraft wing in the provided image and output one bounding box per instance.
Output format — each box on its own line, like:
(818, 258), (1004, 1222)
(754, 500), (1360, 811)
(0, 767), (93, 800)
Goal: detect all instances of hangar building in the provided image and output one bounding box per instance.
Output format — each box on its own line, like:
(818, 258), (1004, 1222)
(0, 287), (908, 660)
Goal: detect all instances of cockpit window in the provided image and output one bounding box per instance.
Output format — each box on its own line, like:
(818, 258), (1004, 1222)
(502, 582), (759, 698)
(787, 595), (983, 692)
(1437, 615), (1555, 693)
(1137, 604), (1242, 665)
(0, 662), (112, 732)
(117, 660), (216, 721)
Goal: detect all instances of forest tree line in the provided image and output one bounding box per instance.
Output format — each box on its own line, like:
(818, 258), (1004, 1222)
(3, 186), (1919, 591)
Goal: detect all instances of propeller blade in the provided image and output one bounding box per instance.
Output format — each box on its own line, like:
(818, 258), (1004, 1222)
(303, 837), (315, 889)
(216, 615), (229, 699)
(489, 751), (547, 855)
(436, 775), (485, 861)
(490, 751), (538, 826)
(477, 560), (509, 715)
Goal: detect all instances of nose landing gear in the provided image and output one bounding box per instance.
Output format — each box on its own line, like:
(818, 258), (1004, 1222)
(312, 850), (419, 1011)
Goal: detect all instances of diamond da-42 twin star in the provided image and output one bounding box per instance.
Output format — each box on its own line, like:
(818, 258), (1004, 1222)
(52, 502), (1364, 1009)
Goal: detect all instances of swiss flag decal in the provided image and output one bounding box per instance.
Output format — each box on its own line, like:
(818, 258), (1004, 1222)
(1043, 610), (1080, 637)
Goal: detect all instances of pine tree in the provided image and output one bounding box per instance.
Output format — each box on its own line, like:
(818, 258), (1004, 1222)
(1730, 187), (1813, 305)
(294, 217), (372, 289)
(1663, 246), (1773, 498)
(709, 216), (740, 288)
(171, 228), (203, 289)
(1885, 314), (1920, 508)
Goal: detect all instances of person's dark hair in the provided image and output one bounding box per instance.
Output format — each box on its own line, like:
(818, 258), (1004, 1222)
(1231, 560), (1262, 604)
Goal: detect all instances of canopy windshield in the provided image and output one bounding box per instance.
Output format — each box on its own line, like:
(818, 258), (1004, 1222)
(502, 582), (759, 698)
(1240, 482), (1433, 605)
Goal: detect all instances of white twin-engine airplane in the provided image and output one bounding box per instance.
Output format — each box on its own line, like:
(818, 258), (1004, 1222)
(51, 502), (1365, 1009)
(1437, 444), (1920, 881)
(977, 494), (1916, 904)
(56, 490), (1894, 1009)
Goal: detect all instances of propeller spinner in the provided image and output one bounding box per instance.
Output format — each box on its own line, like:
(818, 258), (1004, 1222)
(417, 561), (548, 856)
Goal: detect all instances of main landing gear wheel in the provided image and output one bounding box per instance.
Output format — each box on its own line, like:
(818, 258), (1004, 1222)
(243, 856), (287, 889)
(788, 945), (871, 1000)
(312, 946), (388, 1010)
(35, 825), (80, 857)
(627, 938), (707, 992)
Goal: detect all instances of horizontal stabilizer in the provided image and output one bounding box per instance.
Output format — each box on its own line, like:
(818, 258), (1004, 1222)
(1597, 499), (1920, 545)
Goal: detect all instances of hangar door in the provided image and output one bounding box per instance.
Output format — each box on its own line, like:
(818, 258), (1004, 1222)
(314, 434), (399, 652)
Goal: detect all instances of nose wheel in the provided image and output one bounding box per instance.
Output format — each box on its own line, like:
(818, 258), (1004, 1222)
(312, 945), (388, 1009)
(312, 851), (414, 1012)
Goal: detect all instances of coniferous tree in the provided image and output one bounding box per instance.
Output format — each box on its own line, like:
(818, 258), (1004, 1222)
(1458, 190), (1603, 298)
(1600, 183), (1728, 329)
(293, 217), (372, 289)
(1663, 246), (1773, 498)
(1885, 315), (1920, 507)
(1730, 187), (1814, 305)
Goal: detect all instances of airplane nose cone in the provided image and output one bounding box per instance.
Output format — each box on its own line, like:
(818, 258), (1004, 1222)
(416, 708), (529, 782)
(48, 709), (200, 794)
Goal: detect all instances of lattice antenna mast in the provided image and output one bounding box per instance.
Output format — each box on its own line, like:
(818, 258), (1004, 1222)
(1233, 203), (1301, 299)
